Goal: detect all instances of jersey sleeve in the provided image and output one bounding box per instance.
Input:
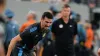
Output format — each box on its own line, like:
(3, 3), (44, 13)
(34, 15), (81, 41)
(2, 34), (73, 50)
(74, 22), (77, 35)
(19, 26), (31, 43)
(51, 21), (57, 33)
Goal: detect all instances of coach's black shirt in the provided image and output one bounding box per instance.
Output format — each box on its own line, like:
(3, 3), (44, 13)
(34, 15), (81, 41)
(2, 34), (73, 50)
(20, 23), (49, 50)
(51, 18), (77, 53)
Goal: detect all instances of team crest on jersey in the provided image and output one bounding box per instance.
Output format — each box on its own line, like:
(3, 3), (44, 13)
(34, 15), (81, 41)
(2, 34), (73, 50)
(70, 25), (72, 27)
(59, 24), (63, 28)
(47, 41), (51, 46)
(30, 27), (37, 33)
(42, 33), (46, 38)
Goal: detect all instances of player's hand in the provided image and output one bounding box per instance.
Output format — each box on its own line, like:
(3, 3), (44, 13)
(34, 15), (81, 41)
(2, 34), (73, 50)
(98, 48), (100, 56)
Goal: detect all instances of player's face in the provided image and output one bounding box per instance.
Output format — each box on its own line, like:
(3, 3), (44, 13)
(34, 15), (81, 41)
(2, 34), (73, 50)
(62, 7), (71, 17)
(42, 17), (52, 29)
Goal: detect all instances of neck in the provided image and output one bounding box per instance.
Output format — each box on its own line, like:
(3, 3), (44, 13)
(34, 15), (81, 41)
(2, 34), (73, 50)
(40, 22), (44, 29)
(62, 16), (69, 24)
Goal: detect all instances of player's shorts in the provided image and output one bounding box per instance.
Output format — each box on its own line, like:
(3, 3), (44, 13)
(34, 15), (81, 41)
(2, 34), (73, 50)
(11, 46), (34, 56)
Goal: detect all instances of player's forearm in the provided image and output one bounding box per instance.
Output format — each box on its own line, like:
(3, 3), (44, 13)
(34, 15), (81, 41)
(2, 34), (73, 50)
(6, 38), (17, 56)
(7, 35), (21, 56)
(37, 46), (44, 56)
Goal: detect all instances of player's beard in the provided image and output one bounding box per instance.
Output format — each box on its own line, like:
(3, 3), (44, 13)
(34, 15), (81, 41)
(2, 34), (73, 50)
(44, 25), (49, 29)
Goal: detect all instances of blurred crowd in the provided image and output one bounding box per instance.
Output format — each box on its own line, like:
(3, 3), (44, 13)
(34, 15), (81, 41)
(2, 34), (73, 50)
(0, 0), (100, 56)
(32, 0), (100, 7)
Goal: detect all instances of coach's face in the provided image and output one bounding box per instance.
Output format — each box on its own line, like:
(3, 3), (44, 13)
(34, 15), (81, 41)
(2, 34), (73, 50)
(62, 7), (71, 17)
(42, 17), (52, 29)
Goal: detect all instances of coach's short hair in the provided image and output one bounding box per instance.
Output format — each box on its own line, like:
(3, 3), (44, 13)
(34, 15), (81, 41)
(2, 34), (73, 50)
(42, 12), (53, 19)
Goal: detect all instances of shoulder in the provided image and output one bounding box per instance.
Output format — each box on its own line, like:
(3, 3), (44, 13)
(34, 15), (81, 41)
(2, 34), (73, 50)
(54, 18), (61, 22)
(69, 19), (77, 23)
(27, 23), (39, 33)
(52, 18), (62, 25)
(69, 19), (77, 25)
(11, 20), (19, 25)
(30, 23), (40, 28)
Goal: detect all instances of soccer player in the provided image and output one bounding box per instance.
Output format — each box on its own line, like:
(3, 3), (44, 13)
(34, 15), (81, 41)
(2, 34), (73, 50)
(6, 12), (53, 56)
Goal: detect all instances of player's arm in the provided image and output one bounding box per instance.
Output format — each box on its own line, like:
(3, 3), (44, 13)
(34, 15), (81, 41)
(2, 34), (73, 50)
(37, 45), (44, 56)
(73, 22), (78, 45)
(51, 21), (57, 41)
(74, 35), (77, 45)
(7, 25), (31, 56)
(6, 35), (22, 56)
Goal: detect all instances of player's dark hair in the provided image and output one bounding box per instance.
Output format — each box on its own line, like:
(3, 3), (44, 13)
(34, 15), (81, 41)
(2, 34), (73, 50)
(42, 12), (53, 19)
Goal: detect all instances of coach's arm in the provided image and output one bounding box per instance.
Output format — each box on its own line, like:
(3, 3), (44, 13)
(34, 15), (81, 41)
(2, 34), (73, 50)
(6, 35), (22, 56)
